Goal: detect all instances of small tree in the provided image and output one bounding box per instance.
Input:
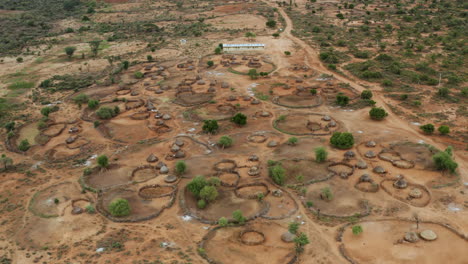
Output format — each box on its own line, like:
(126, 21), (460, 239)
(18, 139), (30, 152)
(0, 154), (13, 170)
(199, 185), (219, 202)
(438, 125), (450, 135)
(294, 233), (309, 253)
(218, 135), (233, 148)
(218, 217), (228, 227)
(134, 71), (144, 79)
(88, 40), (101, 57)
(288, 222), (300, 234)
(214, 47), (222, 54)
(122, 60), (129, 70)
(320, 186), (333, 201)
(432, 147), (458, 173)
(96, 107), (116, 119)
(352, 225), (363, 235)
(97, 155), (109, 168)
(187, 175), (208, 197)
(231, 113), (247, 126)
(73, 94), (89, 105)
(287, 137), (298, 145)
(369, 107), (388, 120)
(420, 124), (435, 134)
(202, 120), (219, 134)
(244, 32), (256, 41)
(41, 107), (52, 117)
(175, 160), (187, 175)
(4, 121), (15, 132)
(310, 88), (317, 95)
(87, 99), (99, 109)
(361, 90), (373, 99)
(232, 210), (246, 224)
(336, 93), (349, 106)
(314, 147), (328, 162)
(65, 46), (77, 59)
(108, 198), (130, 217)
(284, 51), (291, 56)
(248, 69), (258, 80)
(207, 60), (214, 67)
(269, 164), (286, 185)
(266, 20), (277, 28)
(197, 199), (207, 209)
(330, 132), (354, 149)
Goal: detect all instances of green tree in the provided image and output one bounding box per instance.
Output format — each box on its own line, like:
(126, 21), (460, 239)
(420, 124), (435, 134)
(134, 71), (144, 79)
(97, 155), (109, 168)
(294, 233), (310, 253)
(218, 135), (233, 148)
(232, 210), (246, 224)
(244, 32), (256, 41)
(96, 107), (116, 119)
(73, 94), (89, 105)
(369, 107), (388, 120)
(321, 187), (333, 201)
(432, 147), (458, 173)
(187, 175), (208, 197)
(18, 139), (30, 152)
(4, 121), (15, 132)
(231, 113), (247, 126)
(314, 147), (328, 162)
(41, 107), (52, 117)
(336, 93), (349, 106)
(87, 99), (99, 109)
(207, 61), (214, 67)
(218, 217), (228, 227)
(361, 90), (373, 99)
(65, 46), (77, 59)
(199, 185), (219, 202)
(248, 69), (258, 80)
(336, 13), (345, 19)
(122, 61), (130, 70)
(88, 40), (101, 57)
(438, 125), (450, 135)
(352, 225), (363, 235)
(175, 160), (187, 175)
(197, 199), (207, 209)
(214, 47), (222, 54)
(266, 20), (277, 28)
(288, 222), (299, 234)
(287, 137), (298, 145)
(330, 132), (354, 149)
(0, 154), (13, 170)
(108, 198), (130, 217)
(269, 164), (286, 185)
(202, 120), (219, 134)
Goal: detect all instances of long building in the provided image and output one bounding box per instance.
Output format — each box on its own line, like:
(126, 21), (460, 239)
(222, 43), (265, 52)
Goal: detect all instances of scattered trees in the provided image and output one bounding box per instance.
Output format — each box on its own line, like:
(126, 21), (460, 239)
(73, 94), (89, 105)
(187, 176), (207, 197)
(420, 124), (435, 134)
(4, 121), (15, 132)
(202, 120), (219, 134)
(369, 107), (388, 120)
(218, 135), (233, 148)
(65, 46), (77, 59)
(199, 185), (219, 202)
(187, 175), (221, 208)
(314, 147), (328, 162)
(175, 160), (187, 175)
(231, 113), (247, 126)
(108, 198), (130, 217)
(330, 132), (354, 149)
(97, 155), (109, 169)
(214, 47), (222, 54)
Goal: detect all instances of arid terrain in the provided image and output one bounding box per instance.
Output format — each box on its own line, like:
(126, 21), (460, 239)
(0, 0), (466, 263)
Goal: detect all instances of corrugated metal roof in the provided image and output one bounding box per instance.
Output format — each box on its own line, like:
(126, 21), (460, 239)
(222, 44), (265, 47)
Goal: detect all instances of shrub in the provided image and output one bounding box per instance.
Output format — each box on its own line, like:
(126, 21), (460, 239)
(208, 177), (221, 186)
(278, 115), (286, 121)
(437, 87), (449, 97)
(336, 13), (345, 19)
(37, 121), (47, 130)
(18, 139), (30, 152)
(87, 99), (99, 109)
(369, 107), (388, 120)
(97, 155), (109, 168)
(328, 64), (337, 70)
(330, 132), (354, 149)
(41, 107), (52, 117)
(361, 90), (373, 99)
(96, 107), (116, 119)
(438, 125), (450, 135)
(288, 222), (299, 234)
(64, 46), (76, 59)
(232, 210), (246, 224)
(175, 161), (187, 175)
(16, 57), (23, 63)
(86, 204), (95, 214)
(352, 225), (363, 235)
(202, 120), (219, 134)
(266, 20), (277, 28)
(73, 94), (89, 105)
(214, 47), (222, 54)
(113, 106), (120, 115)
(218, 217), (228, 227)
(294, 233), (310, 253)
(134, 71), (144, 79)
(432, 147), (458, 173)
(310, 88), (317, 95)
(272, 33), (280, 38)
(420, 124), (435, 134)
(108, 198), (130, 217)
(284, 51), (291, 56)
(218, 135), (233, 148)
(269, 164), (286, 185)
(306, 201), (313, 208)
(187, 175), (208, 197)
(4, 121), (15, 132)
(197, 199), (207, 209)
(93, 120), (100, 128)
(336, 93), (349, 106)
(231, 113), (247, 126)
(287, 137), (298, 145)
(207, 61), (214, 67)
(382, 79), (393, 87)
(320, 187), (333, 201)
(248, 69), (258, 80)
(314, 147), (328, 162)
(199, 186), (218, 202)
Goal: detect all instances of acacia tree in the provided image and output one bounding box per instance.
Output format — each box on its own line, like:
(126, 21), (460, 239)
(88, 40), (101, 57)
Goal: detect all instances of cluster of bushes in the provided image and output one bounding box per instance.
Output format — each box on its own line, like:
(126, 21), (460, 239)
(330, 132), (354, 149)
(432, 146), (457, 173)
(96, 106), (119, 119)
(186, 175), (221, 209)
(420, 124), (450, 135)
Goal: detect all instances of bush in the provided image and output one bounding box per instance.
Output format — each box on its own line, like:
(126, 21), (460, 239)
(314, 147), (328, 162)
(18, 139), (30, 152)
(202, 120), (219, 134)
(97, 155), (109, 168)
(87, 99), (99, 109)
(330, 132), (354, 149)
(218, 217), (228, 226)
(287, 137), (298, 145)
(336, 93), (349, 106)
(382, 79), (393, 87)
(134, 71), (144, 79)
(432, 147), (457, 173)
(218, 135), (233, 148)
(199, 186), (218, 202)
(328, 64), (336, 70)
(310, 88), (317, 95)
(336, 13), (344, 19)
(96, 107), (116, 119)
(41, 107), (52, 117)
(197, 199), (207, 209)
(438, 125), (450, 135)
(187, 175), (208, 197)
(93, 121), (100, 128)
(207, 61), (214, 67)
(284, 51), (291, 56)
(288, 222), (299, 234)
(269, 164), (286, 185)
(232, 210), (246, 224)
(4, 121), (15, 132)
(231, 113), (247, 126)
(352, 225), (363, 235)
(294, 233), (309, 253)
(208, 177), (221, 186)
(437, 87), (449, 97)
(64, 46), (76, 59)
(73, 94), (89, 105)
(86, 204), (95, 214)
(420, 124), (435, 134)
(37, 121), (47, 130)
(214, 47), (222, 54)
(361, 90), (373, 99)
(266, 20), (277, 28)
(320, 186), (333, 201)
(369, 107), (388, 120)
(248, 69), (258, 80)
(108, 198), (130, 217)
(272, 33), (280, 38)
(175, 161), (187, 175)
